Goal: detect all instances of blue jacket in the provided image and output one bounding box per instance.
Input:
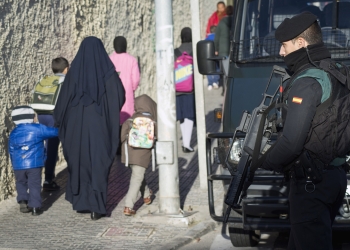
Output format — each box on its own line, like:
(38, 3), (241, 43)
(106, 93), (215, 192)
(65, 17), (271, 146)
(9, 123), (58, 170)
(205, 33), (215, 41)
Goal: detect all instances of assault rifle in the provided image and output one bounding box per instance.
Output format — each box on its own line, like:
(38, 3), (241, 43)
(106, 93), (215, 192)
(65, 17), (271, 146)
(223, 66), (290, 223)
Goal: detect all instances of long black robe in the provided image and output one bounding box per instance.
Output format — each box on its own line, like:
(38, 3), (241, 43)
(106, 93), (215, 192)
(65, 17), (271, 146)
(54, 37), (125, 214)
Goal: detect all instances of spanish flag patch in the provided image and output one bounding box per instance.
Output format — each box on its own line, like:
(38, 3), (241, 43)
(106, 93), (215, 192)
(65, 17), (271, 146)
(292, 97), (303, 104)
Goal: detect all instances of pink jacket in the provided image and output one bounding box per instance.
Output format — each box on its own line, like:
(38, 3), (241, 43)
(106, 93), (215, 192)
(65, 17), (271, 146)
(109, 52), (140, 124)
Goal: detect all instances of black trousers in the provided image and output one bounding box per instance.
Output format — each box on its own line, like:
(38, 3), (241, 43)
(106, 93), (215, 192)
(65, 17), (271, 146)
(287, 167), (347, 250)
(14, 168), (42, 208)
(38, 114), (60, 182)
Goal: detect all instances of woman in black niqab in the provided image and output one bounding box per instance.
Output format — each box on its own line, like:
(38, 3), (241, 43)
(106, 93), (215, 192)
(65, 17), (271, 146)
(54, 36), (125, 220)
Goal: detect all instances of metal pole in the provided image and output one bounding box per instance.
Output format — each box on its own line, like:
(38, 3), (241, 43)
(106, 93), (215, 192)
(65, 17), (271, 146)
(190, 0), (208, 189)
(155, 0), (180, 214)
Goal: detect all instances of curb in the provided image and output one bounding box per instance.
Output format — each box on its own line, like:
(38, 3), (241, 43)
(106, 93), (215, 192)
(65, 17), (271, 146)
(154, 220), (217, 250)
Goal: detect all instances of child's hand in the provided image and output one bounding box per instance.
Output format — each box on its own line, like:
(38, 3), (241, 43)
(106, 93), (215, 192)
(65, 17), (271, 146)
(33, 112), (39, 123)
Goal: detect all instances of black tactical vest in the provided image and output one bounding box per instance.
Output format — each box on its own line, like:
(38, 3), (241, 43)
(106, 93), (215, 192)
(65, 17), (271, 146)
(283, 60), (350, 165)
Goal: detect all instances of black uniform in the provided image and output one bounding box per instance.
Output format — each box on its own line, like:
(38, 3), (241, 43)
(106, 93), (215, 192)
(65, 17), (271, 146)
(262, 43), (347, 249)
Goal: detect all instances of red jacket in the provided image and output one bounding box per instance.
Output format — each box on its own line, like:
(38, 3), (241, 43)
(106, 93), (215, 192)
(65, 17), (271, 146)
(206, 11), (226, 36)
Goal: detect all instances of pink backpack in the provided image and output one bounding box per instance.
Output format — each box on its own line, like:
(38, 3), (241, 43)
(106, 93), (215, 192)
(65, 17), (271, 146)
(174, 50), (194, 92)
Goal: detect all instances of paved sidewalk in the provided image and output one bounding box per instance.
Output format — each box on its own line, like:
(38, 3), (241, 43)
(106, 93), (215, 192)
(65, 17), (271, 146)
(0, 84), (225, 250)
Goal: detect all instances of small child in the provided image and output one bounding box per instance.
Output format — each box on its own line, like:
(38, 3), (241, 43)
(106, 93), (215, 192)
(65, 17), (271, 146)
(9, 106), (58, 215)
(121, 94), (157, 216)
(206, 25), (217, 41)
(205, 25), (220, 90)
(39, 57), (69, 192)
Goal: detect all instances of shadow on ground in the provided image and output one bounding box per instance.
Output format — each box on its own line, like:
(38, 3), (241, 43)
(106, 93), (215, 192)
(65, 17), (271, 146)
(41, 98), (223, 216)
(105, 106), (223, 215)
(41, 167), (68, 211)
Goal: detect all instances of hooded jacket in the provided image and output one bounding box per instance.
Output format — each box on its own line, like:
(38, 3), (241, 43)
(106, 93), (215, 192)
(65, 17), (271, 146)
(121, 94), (157, 168)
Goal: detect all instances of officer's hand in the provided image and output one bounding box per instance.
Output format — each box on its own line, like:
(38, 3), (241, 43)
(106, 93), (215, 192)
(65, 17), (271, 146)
(259, 162), (275, 172)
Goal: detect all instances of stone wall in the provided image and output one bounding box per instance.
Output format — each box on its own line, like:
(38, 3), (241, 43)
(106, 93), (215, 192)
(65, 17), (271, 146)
(0, 0), (76, 201)
(0, 0), (217, 202)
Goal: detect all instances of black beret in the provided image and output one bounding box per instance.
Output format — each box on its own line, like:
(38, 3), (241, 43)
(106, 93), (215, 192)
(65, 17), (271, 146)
(275, 11), (318, 42)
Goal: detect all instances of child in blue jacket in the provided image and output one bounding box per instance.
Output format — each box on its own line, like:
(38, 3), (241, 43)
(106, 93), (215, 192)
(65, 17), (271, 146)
(9, 106), (58, 215)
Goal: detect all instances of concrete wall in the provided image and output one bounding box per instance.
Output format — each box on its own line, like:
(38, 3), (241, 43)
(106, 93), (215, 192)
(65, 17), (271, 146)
(0, 0), (76, 200)
(0, 0), (215, 202)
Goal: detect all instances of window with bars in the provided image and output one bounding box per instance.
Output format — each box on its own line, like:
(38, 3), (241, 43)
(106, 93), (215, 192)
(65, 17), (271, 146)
(234, 0), (350, 63)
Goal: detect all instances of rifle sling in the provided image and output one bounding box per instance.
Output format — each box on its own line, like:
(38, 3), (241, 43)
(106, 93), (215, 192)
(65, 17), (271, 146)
(250, 103), (276, 170)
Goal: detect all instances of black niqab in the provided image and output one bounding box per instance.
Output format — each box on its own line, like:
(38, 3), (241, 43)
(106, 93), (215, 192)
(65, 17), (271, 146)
(68, 36), (116, 113)
(54, 36), (125, 214)
(181, 27), (192, 43)
(113, 36), (127, 53)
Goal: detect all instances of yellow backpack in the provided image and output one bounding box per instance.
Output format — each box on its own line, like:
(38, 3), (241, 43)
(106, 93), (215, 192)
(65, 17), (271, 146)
(29, 75), (62, 113)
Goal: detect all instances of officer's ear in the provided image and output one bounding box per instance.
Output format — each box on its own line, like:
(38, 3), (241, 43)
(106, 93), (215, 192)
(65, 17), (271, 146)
(296, 37), (308, 49)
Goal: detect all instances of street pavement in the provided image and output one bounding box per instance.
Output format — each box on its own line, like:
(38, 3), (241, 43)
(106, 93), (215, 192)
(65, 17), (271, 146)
(2, 83), (350, 250)
(0, 82), (225, 250)
(179, 226), (350, 250)
(179, 225), (280, 250)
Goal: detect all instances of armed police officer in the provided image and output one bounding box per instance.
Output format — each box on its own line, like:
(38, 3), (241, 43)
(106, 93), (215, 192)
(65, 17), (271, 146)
(261, 12), (349, 249)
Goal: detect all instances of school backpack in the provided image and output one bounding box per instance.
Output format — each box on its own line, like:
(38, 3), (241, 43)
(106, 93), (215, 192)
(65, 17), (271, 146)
(174, 49), (194, 92)
(124, 116), (156, 170)
(29, 75), (63, 113)
(127, 117), (155, 149)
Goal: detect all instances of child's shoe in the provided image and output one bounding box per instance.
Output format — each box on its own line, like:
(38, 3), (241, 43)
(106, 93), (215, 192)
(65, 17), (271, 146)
(31, 207), (43, 216)
(18, 200), (31, 213)
(182, 146), (194, 153)
(43, 181), (60, 191)
(144, 190), (153, 205)
(123, 207), (136, 216)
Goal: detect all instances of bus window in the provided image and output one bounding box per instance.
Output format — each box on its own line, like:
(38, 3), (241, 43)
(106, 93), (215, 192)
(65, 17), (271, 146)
(235, 0), (350, 63)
